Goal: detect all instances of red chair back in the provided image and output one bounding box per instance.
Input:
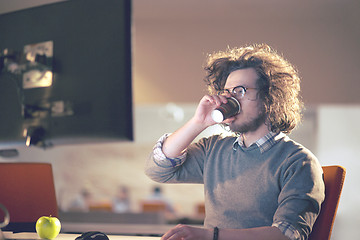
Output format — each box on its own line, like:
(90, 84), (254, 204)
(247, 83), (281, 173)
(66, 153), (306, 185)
(308, 165), (346, 240)
(0, 162), (58, 231)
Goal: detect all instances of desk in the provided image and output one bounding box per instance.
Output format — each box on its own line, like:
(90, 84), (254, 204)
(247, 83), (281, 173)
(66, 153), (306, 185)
(61, 223), (175, 236)
(3, 232), (160, 240)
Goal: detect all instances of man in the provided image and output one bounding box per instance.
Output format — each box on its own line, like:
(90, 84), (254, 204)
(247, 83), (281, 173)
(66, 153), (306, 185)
(145, 44), (325, 240)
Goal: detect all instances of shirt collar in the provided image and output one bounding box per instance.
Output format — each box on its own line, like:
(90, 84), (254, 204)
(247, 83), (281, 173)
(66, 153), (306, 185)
(233, 131), (285, 153)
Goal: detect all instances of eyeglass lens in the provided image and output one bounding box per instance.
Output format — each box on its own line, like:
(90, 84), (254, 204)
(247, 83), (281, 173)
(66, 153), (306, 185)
(233, 86), (246, 98)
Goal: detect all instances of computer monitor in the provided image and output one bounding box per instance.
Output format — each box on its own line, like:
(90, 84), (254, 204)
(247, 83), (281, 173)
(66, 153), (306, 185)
(0, 0), (133, 148)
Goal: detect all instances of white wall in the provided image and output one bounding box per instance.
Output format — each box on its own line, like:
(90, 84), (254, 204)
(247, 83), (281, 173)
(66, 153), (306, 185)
(316, 105), (360, 240)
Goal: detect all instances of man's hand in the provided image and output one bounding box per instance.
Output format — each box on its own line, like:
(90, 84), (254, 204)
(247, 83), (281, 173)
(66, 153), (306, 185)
(193, 94), (232, 126)
(161, 224), (212, 240)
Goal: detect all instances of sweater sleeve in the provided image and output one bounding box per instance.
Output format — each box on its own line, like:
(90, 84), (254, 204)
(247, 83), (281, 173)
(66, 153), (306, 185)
(273, 149), (325, 240)
(144, 134), (205, 184)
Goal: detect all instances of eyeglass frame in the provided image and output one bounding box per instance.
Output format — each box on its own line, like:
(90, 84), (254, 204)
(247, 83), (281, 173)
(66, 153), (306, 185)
(217, 85), (258, 99)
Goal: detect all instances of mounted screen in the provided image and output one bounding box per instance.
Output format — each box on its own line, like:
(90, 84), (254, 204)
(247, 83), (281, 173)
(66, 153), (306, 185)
(0, 0), (133, 148)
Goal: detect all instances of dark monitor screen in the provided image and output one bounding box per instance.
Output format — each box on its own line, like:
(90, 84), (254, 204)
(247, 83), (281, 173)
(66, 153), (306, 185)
(0, 0), (133, 148)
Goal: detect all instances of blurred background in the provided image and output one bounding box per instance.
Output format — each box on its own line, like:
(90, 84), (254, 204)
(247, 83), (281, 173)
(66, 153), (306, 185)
(0, 0), (359, 239)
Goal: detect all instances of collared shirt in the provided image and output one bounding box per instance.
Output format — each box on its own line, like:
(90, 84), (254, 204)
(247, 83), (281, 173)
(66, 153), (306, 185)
(233, 131), (285, 153)
(273, 221), (301, 240)
(153, 133), (186, 167)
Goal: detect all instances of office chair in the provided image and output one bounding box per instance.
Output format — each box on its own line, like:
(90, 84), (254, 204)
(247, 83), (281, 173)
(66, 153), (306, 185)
(0, 162), (58, 232)
(308, 165), (346, 240)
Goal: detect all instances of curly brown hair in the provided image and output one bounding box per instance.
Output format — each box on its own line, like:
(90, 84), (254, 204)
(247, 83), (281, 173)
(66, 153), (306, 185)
(204, 43), (303, 133)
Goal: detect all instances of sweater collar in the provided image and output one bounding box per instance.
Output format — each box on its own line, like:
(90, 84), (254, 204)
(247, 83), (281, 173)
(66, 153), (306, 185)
(233, 131), (285, 153)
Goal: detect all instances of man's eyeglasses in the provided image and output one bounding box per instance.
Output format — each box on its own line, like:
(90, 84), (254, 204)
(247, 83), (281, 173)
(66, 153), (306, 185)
(217, 85), (258, 99)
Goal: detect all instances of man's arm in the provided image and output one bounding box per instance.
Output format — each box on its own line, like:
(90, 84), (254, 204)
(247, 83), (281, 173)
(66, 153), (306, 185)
(161, 116), (206, 158)
(145, 94), (234, 183)
(162, 94), (233, 158)
(160, 225), (290, 240)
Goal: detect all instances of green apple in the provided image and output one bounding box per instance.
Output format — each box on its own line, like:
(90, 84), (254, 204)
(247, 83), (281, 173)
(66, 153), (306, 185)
(36, 216), (61, 239)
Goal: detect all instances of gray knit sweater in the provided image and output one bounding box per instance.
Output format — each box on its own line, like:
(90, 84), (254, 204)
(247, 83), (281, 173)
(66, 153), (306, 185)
(145, 133), (325, 240)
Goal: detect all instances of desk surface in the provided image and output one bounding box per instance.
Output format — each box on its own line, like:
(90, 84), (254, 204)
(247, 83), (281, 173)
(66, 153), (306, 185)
(3, 232), (160, 240)
(61, 223), (175, 236)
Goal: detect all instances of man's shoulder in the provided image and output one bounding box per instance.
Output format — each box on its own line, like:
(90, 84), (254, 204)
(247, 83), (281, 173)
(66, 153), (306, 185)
(276, 134), (318, 162)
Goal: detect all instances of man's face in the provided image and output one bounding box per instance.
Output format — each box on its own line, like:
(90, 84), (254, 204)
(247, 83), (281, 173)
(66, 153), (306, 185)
(223, 68), (266, 133)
